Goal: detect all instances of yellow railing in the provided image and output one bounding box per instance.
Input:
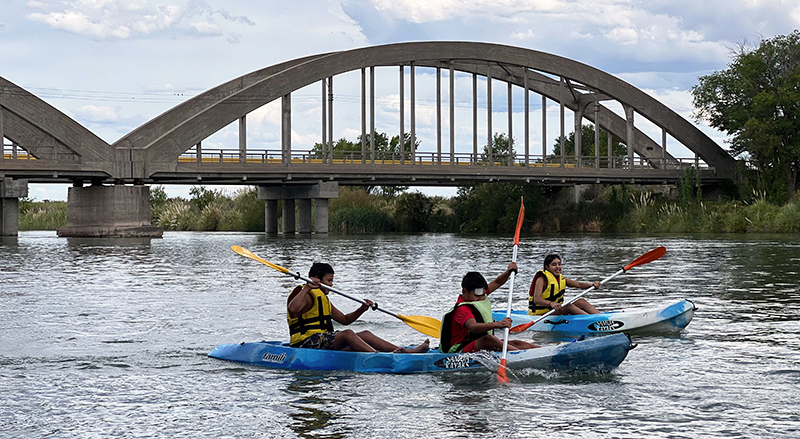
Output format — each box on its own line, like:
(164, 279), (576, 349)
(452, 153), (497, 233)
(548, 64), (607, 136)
(2, 154), (35, 160)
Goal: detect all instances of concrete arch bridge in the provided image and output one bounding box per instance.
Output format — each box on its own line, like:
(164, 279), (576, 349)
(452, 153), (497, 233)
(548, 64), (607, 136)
(0, 42), (736, 236)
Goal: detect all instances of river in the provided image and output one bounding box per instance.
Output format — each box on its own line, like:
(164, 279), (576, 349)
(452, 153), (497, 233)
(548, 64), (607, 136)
(1, 231), (798, 438)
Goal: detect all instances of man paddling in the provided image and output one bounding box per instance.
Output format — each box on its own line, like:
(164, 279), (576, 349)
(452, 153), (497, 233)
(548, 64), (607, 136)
(440, 264), (539, 353)
(287, 262), (430, 353)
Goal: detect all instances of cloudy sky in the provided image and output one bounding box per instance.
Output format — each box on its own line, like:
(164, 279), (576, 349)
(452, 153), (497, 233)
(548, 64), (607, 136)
(2, 0), (798, 200)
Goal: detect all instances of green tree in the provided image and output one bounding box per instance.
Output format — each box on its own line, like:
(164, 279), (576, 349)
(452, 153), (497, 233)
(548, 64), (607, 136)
(481, 133), (516, 165)
(552, 125), (627, 163)
(692, 31), (800, 202)
(392, 192), (433, 232)
(189, 186), (220, 211)
(312, 132), (418, 159)
(312, 132), (419, 196)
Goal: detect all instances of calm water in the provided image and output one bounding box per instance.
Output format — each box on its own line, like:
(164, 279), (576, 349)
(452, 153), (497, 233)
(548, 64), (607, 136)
(1, 231), (798, 438)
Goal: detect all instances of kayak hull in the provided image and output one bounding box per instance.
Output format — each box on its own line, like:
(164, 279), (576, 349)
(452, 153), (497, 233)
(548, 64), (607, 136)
(493, 299), (696, 335)
(208, 333), (633, 374)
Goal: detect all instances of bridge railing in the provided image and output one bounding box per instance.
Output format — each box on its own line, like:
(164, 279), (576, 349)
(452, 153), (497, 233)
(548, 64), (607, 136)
(178, 148), (711, 171)
(1, 142), (81, 162)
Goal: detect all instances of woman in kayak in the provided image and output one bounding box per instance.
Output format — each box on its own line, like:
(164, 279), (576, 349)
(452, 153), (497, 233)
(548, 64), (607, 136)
(440, 264), (539, 353)
(287, 262), (430, 353)
(529, 254), (601, 315)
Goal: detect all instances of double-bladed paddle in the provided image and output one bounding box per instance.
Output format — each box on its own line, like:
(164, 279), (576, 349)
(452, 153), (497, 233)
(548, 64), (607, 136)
(231, 245), (442, 338)
(498, 198), (525, 384)
(509, 246), (667, 334)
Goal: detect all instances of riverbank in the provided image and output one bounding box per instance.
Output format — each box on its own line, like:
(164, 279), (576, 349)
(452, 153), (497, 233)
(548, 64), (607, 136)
(18, 184), (800, 234)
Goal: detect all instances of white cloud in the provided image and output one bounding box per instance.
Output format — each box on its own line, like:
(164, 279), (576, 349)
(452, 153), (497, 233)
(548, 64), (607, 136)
(510, 29), (535, 41)
(26, 0), (254, 41)
(71, 104), (122, 123)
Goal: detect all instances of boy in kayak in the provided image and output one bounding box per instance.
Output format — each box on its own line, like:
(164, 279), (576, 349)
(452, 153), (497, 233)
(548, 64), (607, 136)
(440, 264), (539, 353)
(529, 254), (601, 315)
(287, 262), (430, 353)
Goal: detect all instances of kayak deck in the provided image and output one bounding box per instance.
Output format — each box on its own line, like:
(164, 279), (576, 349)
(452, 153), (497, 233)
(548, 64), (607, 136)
(493, 298), (696, 335)
(209, 333), (633, 374)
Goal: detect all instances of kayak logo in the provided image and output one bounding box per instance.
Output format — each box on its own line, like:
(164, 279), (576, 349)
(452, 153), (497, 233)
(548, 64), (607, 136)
(588, 320), (624, 331)
(262, 352), (287, 363)
(434, 355), (476, 369)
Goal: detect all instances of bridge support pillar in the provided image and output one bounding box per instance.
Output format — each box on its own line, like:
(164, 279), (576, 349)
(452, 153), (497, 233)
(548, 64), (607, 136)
(258, 182), (338, 235)
(282, 199), (296, 234)
(1, 178), (27, 236)
(315, 199), (329, 234)
(57, 185), (163, 238)
(265, 200), (278, 234)
(297, 199), (312, 234)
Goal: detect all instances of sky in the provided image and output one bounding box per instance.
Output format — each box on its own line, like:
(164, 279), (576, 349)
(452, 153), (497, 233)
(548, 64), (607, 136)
(2, 0), (798, 201)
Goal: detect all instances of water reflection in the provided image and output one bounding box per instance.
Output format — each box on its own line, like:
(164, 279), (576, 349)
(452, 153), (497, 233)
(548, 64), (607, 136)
(285, 374), (350, 439)
(65, 236), (154, 248)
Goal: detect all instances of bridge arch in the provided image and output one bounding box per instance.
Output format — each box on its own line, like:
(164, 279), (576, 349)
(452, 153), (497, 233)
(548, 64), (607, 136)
(114, 41), (736, 181)
(0, 76), (112, 174)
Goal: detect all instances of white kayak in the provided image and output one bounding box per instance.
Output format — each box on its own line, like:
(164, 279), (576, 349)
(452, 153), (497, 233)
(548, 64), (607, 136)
(492, 299), (696, 335)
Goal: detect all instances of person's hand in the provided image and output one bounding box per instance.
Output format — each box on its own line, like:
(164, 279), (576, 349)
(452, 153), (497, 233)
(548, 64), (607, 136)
(592, 281), (601, 289)
(496, 317), (513, 329)
(305, 277), (322, 290)
(550, 302), (562, 311)
(507, 262), (518, 275)
(361, 299), (377, 311)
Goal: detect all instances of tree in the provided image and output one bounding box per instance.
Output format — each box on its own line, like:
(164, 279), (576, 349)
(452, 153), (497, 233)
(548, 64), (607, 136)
(312, 132), (419, 196)
(692, 31), (800, 202)
(312, 132), (418, 161)
(392, 192), (432, 232)
(552, 125), (627, 163)
(481, 133), (516, 165)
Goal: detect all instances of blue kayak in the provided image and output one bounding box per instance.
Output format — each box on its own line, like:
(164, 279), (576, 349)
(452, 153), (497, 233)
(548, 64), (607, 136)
(208, 333), (633, 374)
(493, 299), (696, 335)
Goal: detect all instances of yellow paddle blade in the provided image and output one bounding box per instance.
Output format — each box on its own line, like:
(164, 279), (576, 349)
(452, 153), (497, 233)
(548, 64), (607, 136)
(398, 314), (442, 339)
(231, 245), (290, 274)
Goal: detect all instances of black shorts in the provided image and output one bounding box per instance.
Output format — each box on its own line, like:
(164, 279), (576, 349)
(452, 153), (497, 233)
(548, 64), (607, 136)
(296, 331), (338, 350)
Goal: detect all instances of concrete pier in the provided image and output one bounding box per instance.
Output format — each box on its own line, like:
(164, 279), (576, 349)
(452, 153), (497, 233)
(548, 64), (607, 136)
(259, 182), (338, 235)
(57, 185), (163, 238)
(0, 178), (27, 236)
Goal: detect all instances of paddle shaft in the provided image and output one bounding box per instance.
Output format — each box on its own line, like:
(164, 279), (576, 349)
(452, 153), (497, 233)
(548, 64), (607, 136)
(512, 267), (625, 332)
(499, 198), (525, 383)
(287, 270), (403, 319)
(499, 244), (519, 358)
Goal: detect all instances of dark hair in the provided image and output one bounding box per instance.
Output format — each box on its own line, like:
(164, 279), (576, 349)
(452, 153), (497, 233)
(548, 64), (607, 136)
(543, 254), (562, 270)
(461, 271), (488, 292)
(309, 262), (334, 279)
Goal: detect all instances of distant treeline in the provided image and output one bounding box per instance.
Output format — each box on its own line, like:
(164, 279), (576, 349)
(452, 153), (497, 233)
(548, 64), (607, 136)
(17, 178), (800, 234)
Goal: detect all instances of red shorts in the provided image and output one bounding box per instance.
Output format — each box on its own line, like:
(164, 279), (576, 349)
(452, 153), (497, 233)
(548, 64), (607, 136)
(460, 340), (478, 353)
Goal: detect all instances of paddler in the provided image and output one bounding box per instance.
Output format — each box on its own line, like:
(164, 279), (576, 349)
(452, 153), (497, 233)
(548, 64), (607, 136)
(440, 264), (539, 353)
(529, 254), (601, 315)
(287, 262), (430, 353)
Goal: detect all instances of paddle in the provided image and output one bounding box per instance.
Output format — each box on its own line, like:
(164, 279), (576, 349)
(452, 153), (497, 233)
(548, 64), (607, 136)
(498, 198), (525, 384)
(509, 246), (667, 334)
(231, 245), (442, 338)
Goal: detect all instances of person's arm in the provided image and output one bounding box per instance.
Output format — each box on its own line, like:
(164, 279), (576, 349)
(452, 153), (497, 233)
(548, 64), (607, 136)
(487, 262), (518, 295)
(287, 281), (317, 316)
(331, 299), (373, 325)
(565, 278), (601, 290)
(464, 317), (508, 334)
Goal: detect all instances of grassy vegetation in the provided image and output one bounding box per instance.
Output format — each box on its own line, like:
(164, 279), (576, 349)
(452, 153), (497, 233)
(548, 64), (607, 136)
(151, 186), (265, 232)
(18, 199), (67, 230)
(16, 183), (800, 234)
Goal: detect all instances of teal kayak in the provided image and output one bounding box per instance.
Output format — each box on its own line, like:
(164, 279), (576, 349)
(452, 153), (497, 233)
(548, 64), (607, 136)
(493, 299), (696, 335)
(208, 332), (633, 374)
